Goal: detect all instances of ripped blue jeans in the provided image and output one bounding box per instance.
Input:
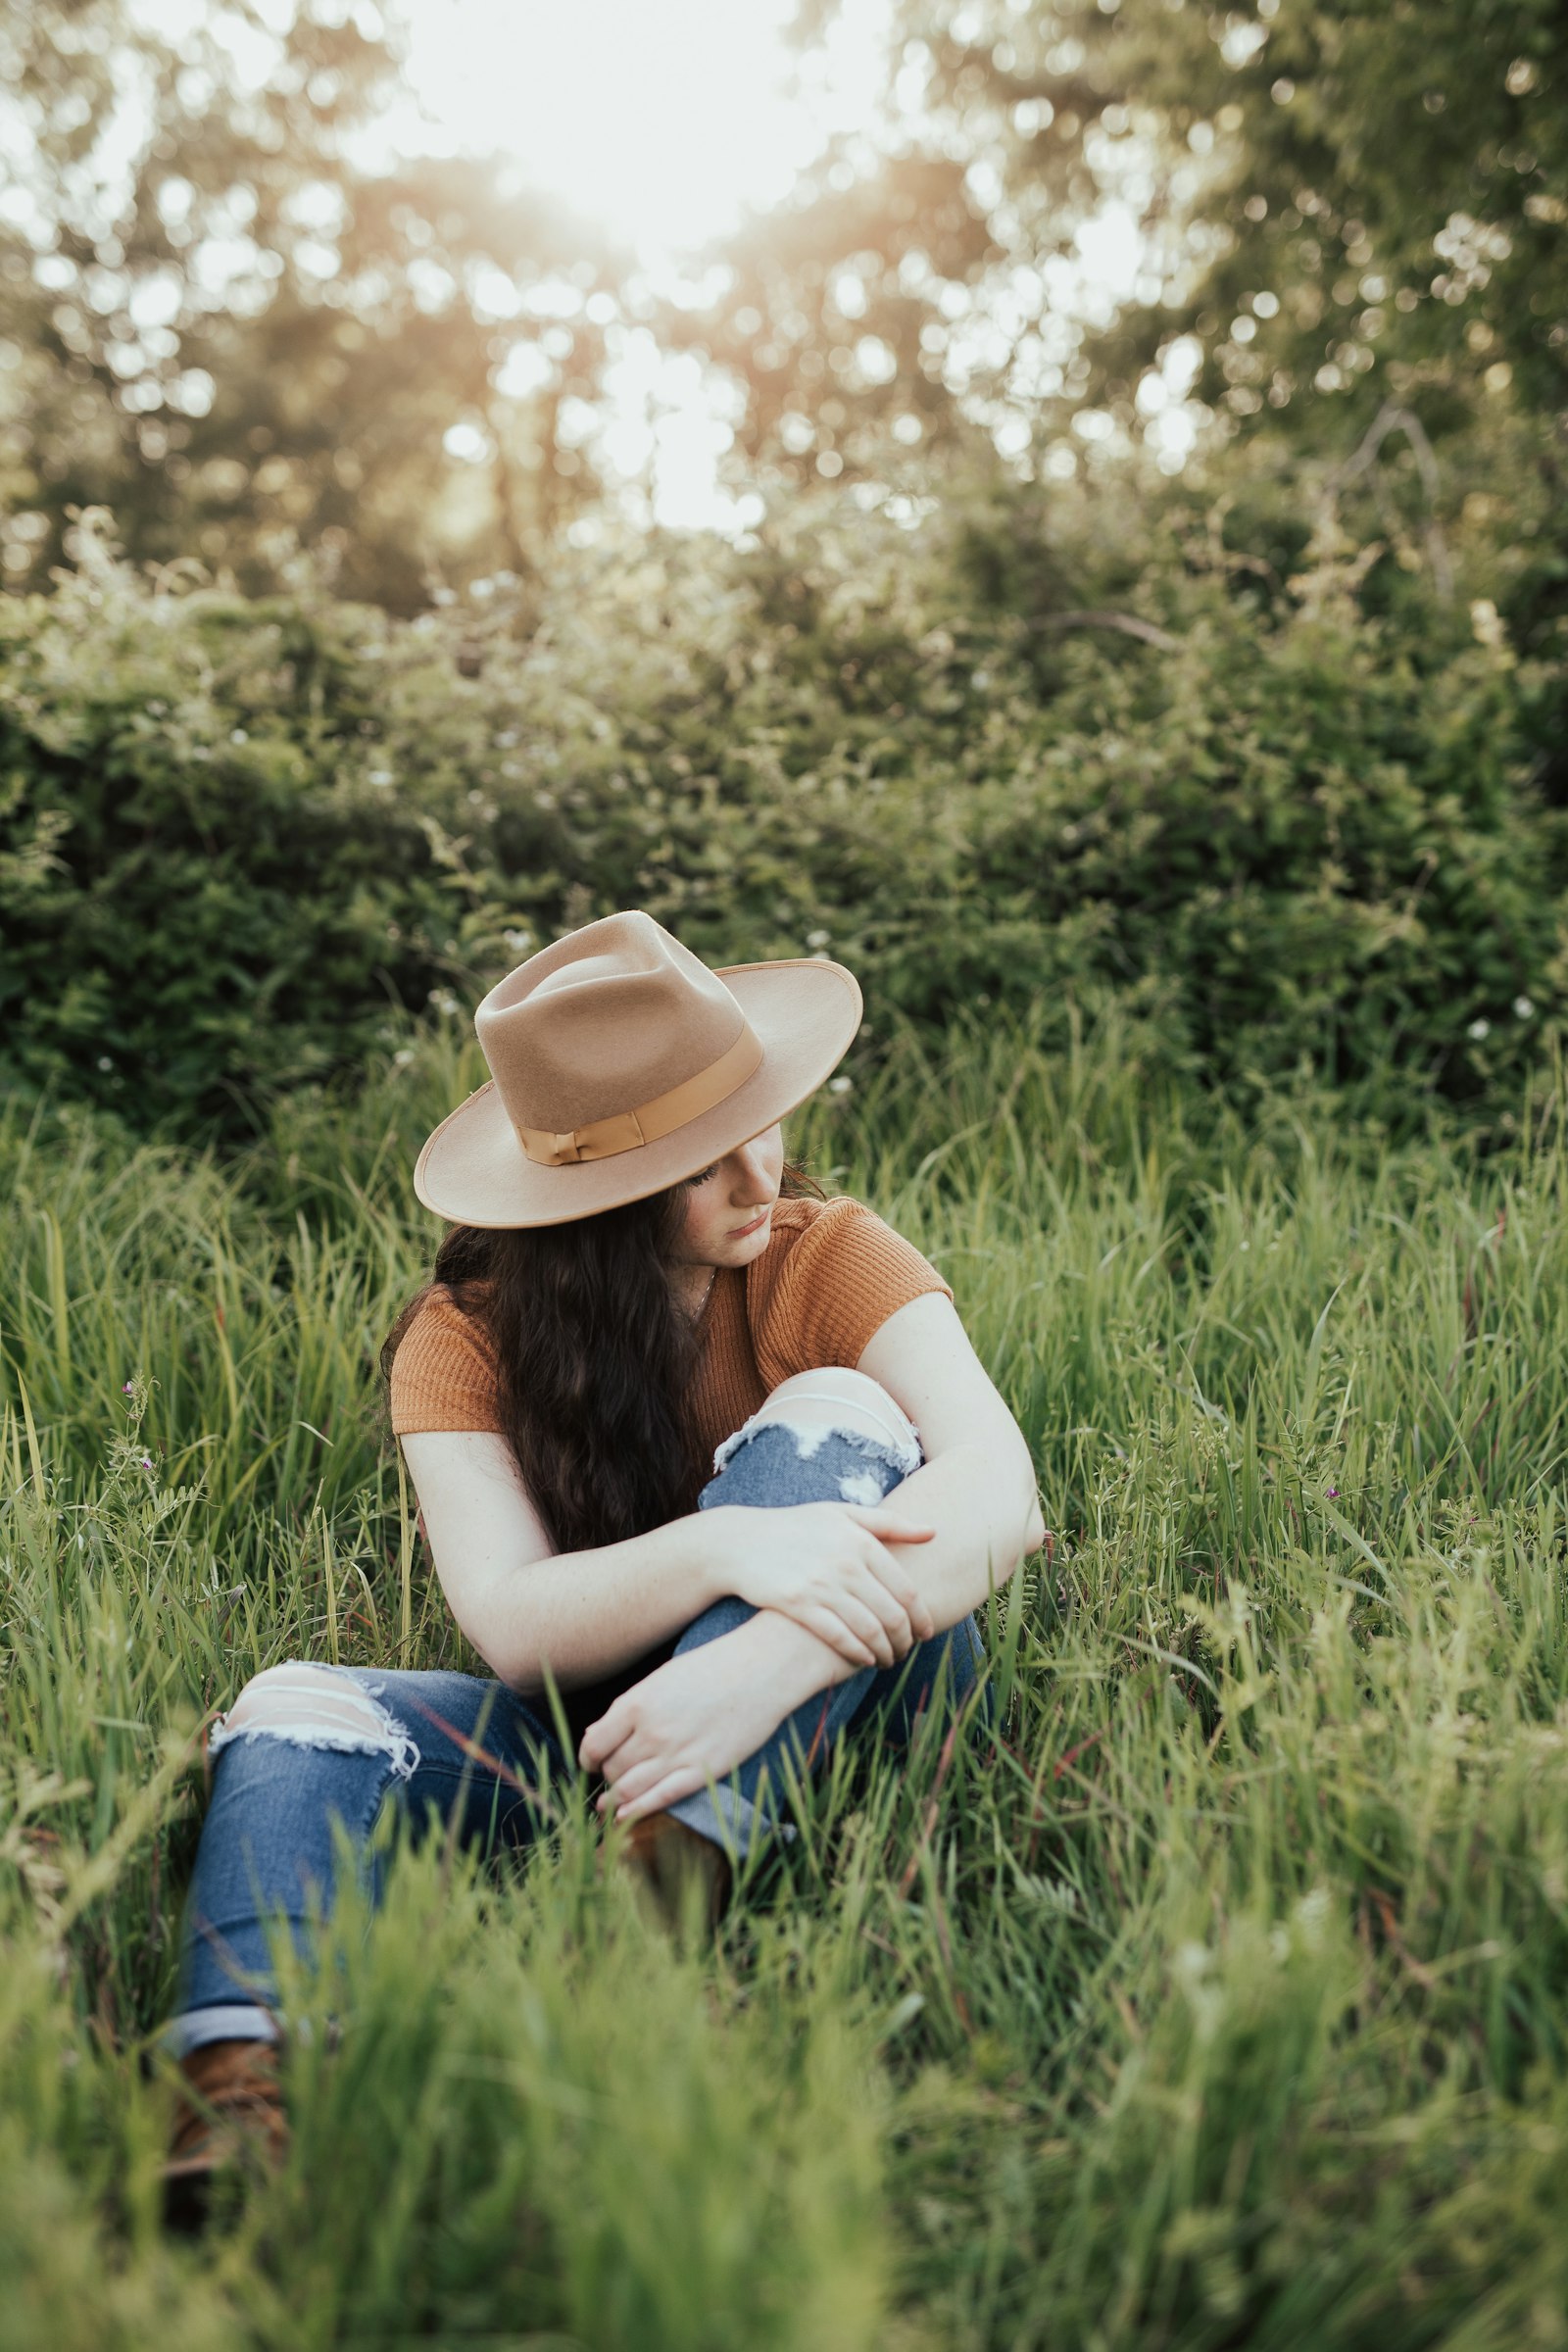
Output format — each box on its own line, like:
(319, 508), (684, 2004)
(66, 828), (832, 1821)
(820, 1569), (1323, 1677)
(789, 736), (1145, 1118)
(165, 1373), (991, 2057)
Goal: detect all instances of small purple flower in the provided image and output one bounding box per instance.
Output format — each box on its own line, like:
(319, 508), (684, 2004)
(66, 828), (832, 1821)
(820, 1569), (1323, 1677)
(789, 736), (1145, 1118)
(140, 1455), (154, 1471)
(1326, 1487), (1340, 1498)
(122, 1381), (134, 1394)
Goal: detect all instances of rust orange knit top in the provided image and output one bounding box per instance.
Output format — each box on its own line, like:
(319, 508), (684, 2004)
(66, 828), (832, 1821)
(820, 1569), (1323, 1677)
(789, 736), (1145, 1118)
(389, 1193), (954, 1484)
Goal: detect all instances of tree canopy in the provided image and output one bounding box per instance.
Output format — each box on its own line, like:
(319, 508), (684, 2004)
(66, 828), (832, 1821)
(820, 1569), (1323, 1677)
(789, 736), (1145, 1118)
(1, 0), (1562, 612)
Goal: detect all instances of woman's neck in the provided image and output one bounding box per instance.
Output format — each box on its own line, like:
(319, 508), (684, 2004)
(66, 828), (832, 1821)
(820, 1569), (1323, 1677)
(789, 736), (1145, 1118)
(672, 1262), (718, 1322)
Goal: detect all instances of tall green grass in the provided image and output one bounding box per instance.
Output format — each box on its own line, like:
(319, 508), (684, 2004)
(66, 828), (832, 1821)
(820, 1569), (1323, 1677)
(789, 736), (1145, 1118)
(5, 1001), (1568, 2346)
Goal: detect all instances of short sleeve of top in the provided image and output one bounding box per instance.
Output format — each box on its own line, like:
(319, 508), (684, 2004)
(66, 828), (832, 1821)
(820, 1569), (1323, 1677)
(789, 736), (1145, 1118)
(388, 1286), (503, 1437)
(387, 1199), (956, 1439)
(750, 1195), (954, 1387)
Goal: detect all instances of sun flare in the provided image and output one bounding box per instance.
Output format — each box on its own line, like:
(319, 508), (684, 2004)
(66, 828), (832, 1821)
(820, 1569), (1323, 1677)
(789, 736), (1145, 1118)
(391, 0), (887, 266)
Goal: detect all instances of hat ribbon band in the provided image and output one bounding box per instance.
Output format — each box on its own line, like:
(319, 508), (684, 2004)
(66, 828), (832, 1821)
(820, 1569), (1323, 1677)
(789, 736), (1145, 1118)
(515, 1022), (766, 1166)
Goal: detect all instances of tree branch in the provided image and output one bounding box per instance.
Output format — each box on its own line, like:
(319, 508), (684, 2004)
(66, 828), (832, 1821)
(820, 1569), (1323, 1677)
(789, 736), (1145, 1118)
(1026, 610), (1180, 651)
(1331, 401), (1454, 603)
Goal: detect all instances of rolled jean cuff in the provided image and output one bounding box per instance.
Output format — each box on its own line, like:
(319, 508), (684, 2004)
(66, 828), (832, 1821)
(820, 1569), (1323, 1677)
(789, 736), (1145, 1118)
(668, 1773), (798, 1860)
(161, 2001), (281, 2058)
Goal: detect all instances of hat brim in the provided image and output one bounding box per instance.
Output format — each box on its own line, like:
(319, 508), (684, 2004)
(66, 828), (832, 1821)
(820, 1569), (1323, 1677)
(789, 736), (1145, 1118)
(412, 957), (863, 1227)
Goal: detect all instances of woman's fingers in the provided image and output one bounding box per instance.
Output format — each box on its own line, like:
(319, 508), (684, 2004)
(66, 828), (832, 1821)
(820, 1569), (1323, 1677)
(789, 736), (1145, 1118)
(838, 1513), (935, 1639)
(808, 1607), (879, 1669)
(591, 1740), (636, 1789)
(597, 1753), (674, 1811)
(578, 1699), (634, 1772)
(863, 1550), (936, 1642)
(851, 1507), (935, 1544)
(845, 1564), (916, 1656)
(831, 1588), (899, 1666)
(614, 1767), (707, 1822)
(588, 1721), (659, 1785)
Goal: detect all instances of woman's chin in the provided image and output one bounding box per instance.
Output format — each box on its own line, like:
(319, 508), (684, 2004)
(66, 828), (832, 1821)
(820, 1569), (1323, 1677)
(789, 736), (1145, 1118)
(726, 1208), (773, 1252)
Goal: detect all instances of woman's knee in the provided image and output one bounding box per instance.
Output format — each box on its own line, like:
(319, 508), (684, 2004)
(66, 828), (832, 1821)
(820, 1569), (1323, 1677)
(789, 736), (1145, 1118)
(749, 1366), (921, 1456)
(210, 1663), (419, 1782)
(703, 1368), (924, 1506)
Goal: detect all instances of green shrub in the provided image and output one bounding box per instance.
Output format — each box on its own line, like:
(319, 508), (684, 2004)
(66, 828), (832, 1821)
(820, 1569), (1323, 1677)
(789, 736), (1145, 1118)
(2, 494), (1561, 1143)
(0, 552), (474, 1140)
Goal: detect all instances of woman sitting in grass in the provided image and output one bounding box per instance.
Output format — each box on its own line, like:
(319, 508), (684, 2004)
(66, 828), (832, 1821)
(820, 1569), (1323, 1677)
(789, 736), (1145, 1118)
(160, 909), (1044, 2222)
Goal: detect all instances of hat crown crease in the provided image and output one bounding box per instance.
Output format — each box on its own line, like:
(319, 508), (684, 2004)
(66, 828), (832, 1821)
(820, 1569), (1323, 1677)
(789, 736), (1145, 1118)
(474, 913), (750, 1138)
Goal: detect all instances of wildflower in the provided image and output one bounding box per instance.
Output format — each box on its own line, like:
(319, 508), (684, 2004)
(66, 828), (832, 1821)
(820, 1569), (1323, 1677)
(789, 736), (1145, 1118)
(1514, 996), (1536, 1019)
(1326, 1486), (1340, 1498)
(140, 1455), (154, 1471)
(1467, 1018), (1491, 1042)
(122, 1381), (133, 1393)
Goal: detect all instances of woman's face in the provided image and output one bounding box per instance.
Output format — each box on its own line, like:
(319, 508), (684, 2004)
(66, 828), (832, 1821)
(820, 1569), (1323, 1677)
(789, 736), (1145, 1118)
(672, 1123), (785, 1271)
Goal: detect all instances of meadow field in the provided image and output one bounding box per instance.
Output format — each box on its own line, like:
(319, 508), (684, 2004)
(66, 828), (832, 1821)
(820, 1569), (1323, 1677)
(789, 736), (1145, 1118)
(4, 997), (1568, 2349)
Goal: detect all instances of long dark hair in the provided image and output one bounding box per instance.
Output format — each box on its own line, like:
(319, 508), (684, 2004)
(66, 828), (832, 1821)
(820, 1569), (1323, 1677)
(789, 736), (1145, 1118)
(379, 1153), (825, 1556)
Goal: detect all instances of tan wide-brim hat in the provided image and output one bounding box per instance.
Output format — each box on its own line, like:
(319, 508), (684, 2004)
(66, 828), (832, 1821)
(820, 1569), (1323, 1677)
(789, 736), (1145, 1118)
(413, 908), (862, 1227)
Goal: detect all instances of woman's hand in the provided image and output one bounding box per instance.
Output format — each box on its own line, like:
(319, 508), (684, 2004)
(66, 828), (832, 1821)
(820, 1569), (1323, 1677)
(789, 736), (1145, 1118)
(702, 1498), (937, 1669)
(578, 1623), (808, 1821)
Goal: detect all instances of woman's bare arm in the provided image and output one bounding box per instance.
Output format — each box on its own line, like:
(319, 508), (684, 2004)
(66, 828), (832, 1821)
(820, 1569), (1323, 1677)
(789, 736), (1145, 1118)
(854, 1291), (1046, 1621)
(578, 1297), (1047, 1808)
(399, 1429), (728, 1693)
(404, 1292), (1043, 1702)
(401, 1430), (939, 1691)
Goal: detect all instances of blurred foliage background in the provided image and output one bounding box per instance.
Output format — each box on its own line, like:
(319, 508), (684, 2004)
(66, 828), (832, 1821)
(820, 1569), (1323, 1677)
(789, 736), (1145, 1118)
(7, 12), (1568, 2333)
(2, 0), (1565, 1139)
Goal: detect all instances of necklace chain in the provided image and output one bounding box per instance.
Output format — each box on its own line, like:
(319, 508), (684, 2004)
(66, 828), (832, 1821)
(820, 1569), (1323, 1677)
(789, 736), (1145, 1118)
(675, 1264), (717, 1321)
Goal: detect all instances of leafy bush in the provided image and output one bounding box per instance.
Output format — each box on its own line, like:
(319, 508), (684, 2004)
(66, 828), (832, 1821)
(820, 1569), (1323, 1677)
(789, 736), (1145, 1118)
(2, 494), (1561, 1142)
(0, 545), (476, 1140)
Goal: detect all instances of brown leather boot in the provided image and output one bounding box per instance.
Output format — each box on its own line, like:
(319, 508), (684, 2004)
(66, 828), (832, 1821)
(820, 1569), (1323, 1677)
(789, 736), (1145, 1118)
(617, 1813), (733, 1936)
(162, 2035), (288, 2230)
